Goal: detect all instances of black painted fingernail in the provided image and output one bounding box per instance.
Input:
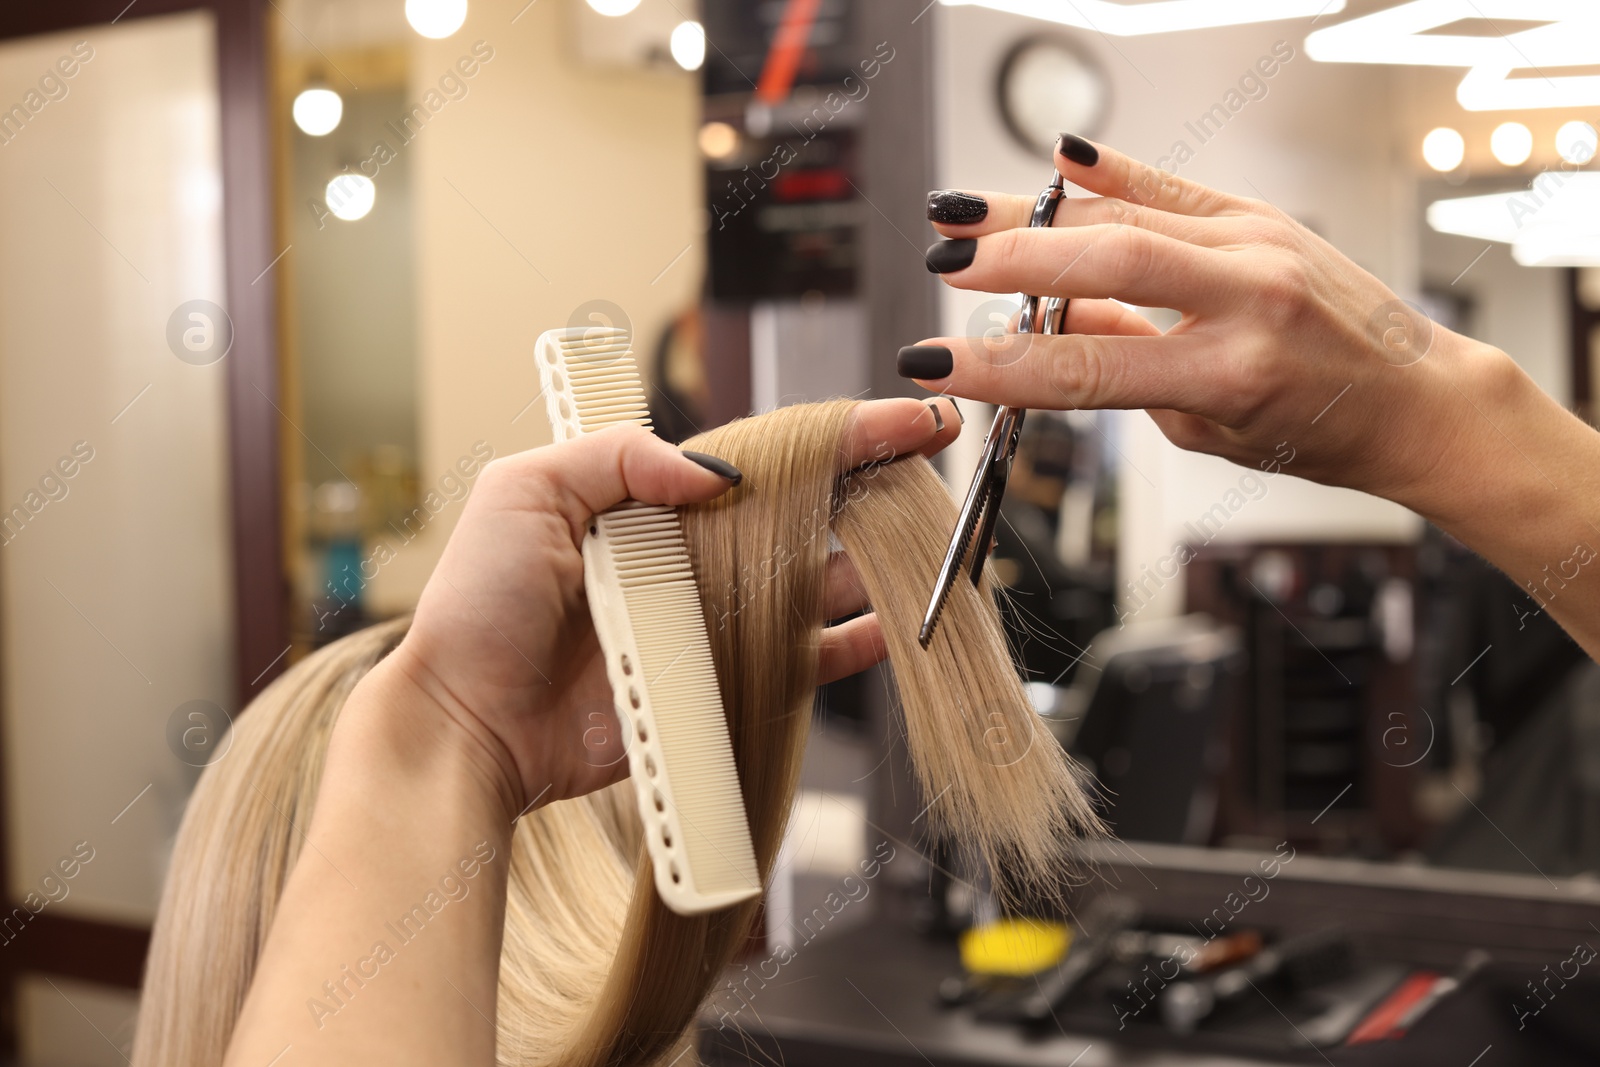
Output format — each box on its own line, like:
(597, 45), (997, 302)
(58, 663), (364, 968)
(1057, 133), (1100, 167)
(924, 239), (978, 274)
(949, 398), (964, 426)
(925, 400), (945, 432)
(682, 451), (742, 485)
(897, 345), (953, 380)
(927, 190), (988, 224)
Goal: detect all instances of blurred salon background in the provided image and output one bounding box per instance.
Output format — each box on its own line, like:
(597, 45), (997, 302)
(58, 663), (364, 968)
(1, 0), (1598, 1063)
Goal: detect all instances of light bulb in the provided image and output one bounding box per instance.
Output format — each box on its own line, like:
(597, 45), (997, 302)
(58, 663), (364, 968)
(587, 0), (642, 15)
(292, 87), (343, 136)
(671, 21), (706, 71)
(1491, 122), (1533, 166)
(698, 121), (739, 160)
(1557, 121), (1598, 165)
(326, 174), (376, 222)
(405, 0), (467, 39)
(1422, 127), (1465, 172)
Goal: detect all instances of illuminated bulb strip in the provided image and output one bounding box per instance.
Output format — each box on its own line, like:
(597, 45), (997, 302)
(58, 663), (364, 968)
(1491, 122), (1533, 166)
(1422, 127), (1465, 172)
(937, 0), (1345, 36)
(1557, 122), (1598, 165)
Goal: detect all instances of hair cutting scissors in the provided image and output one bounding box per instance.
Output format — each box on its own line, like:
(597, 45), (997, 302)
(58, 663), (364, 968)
(919, 167), (1069, 648)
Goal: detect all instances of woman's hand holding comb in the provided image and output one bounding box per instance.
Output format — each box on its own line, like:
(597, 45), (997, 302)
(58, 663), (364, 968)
(223, 396), (963, 1066)
(378, 396), (962, 815)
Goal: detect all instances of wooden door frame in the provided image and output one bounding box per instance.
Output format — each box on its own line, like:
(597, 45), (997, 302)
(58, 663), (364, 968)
(0, 0), (285, 1041)
(1572, 268), (1599, 425)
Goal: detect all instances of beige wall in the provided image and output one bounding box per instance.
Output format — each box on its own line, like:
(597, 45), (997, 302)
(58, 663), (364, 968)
(18, 975), (138, 1066)
(368, 0), (704, 612)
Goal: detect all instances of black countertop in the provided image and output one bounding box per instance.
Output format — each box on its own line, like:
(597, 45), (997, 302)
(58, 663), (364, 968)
(698, 917), (1600, 1067)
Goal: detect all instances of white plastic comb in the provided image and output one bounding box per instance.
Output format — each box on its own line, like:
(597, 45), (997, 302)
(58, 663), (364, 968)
(537, 325), (760, 915)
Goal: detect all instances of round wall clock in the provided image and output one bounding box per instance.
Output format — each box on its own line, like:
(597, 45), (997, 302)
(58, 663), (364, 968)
(996, 36), (1111, 156)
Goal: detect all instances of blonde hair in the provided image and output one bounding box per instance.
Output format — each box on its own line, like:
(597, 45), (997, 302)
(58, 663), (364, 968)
(131, 399), (1099, 1067)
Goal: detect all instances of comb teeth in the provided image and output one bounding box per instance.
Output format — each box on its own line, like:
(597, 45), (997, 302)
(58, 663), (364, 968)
(536, 327), (761, 915)
(539, 327), (653, 441)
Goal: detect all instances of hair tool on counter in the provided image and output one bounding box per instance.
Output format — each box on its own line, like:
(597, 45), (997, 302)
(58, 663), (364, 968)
(1006, 895), (1141, 1025)
(1161, 927), (1354, 1036)
(537, 326), (760, 916)
(920, 167), (1069, 647)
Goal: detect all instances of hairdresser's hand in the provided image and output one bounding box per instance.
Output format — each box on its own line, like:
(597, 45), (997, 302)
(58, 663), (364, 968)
(905, 135), (1516, 519)
(380, 398), (961, 813)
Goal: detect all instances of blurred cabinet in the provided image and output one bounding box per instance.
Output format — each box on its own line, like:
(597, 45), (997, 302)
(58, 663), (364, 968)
(1185, 543), (1424, 856)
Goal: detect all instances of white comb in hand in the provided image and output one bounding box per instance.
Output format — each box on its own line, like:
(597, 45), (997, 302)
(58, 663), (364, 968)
(537, 326), (760, 915)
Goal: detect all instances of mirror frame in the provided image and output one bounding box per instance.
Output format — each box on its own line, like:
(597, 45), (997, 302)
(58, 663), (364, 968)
(0, 0), (284, 1032)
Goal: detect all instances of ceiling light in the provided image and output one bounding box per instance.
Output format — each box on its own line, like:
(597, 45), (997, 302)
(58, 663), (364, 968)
(292, 87), (342, 136)
(1557, 120), (1598, 165)
(1427, 189), (1522, 245)
(1428, 173), (1600, 266)
(1513, 225), (1600, 267)
(1490, 122), (1533, 166)
(1458, 62), (1600, 111)
(405, 0), (467, 39)
(326, 174), (376, 222)
(587, 0), (642, 15)
(1422, 127), (1465, 172)
(698, 121), (739, 160)
(670, 21), (706, 71)
(1308, 2), (1600, 110)
(1307, 1), (1598, 67)
(936, 0), (1345, 35)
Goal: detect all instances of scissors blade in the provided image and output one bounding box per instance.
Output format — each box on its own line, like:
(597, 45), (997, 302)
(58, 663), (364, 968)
(966, 408), (1024, 585)
(919, 405), (1009, 647)
(918, 167), (1067, 649)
